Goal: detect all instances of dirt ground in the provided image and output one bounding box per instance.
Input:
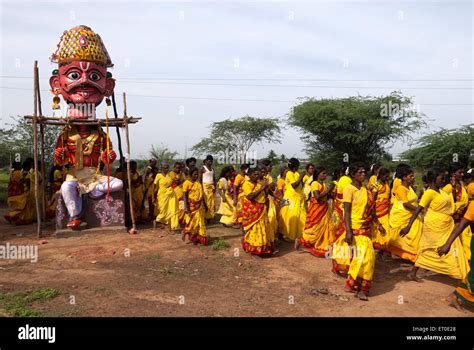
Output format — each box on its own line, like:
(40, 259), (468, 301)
(0, 207), (472, 317)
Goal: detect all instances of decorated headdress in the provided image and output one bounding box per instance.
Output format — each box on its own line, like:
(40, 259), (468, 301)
(50, 25), (113, 67)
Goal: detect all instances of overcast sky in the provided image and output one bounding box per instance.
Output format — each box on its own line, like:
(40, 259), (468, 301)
(1, 0), (472, 162)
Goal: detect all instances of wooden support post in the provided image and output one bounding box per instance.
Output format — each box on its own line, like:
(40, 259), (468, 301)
(123, 93), (137, 234)
(33, 61), (42, 237)
(36, 63), (46, 221)
(111, 93), (124, 162)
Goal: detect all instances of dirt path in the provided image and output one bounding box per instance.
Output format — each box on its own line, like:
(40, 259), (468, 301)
(0, 208), (471, 317)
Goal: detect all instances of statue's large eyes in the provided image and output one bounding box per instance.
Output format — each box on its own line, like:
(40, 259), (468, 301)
(67, 71), (81, 80)
(89, 72), (101, 81)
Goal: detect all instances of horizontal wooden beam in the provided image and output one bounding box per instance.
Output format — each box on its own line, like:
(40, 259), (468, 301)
(23, 115), (141, 126)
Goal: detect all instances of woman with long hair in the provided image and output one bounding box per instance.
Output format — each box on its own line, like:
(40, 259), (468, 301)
(387, 166), (422, 269)
(241, 166), (275, 256)
(279, 158), (307, 241)
(335, 163), (378, 301)
(216, 166), (237, 227)
(443, 162), (471, 261)
(182, 167), (208, 245)
(296, 166), (335, 257)
(372, 168), (391, 252)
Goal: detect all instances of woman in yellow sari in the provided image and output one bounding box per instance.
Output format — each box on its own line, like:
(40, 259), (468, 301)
(387, 167), (422, 268)
(261, 160), (278, 238)
(4, 161), (31, 225)
(296, 167), (335, 257)
(182, 167), (208, 245)
(233, 164), (250, 227)
(438, 200), (474, 310)
(145, 167), (158, 221)
(390, 163), (411, 207)
(217, 166), (236, 227)
(46, 164), (64, 219)
(401, 167), (469, 281)
(371, 168), (391, 252)
(241, 167), (274, 256)
(169, 161), (186, 226)
(275, 166), (288, 236)
(331, 167), (353, 276)
(154, 163), (179, 230)
(338, 163), (379, 301)
(302, 163), (315, 207)
(367, 163), (381, 190)
(443, 163), (471, 261)
(130, 160), (145, 222)
(279, 158), (307, 241)
(200, 155), (215, 221)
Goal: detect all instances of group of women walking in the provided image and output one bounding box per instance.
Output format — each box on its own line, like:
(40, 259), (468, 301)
(4, 154), (474, 308)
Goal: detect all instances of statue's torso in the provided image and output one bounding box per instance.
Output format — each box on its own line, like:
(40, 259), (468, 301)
(64, 126), (104, 169)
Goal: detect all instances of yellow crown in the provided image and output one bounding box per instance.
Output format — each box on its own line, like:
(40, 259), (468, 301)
(50, 25), (113, 67)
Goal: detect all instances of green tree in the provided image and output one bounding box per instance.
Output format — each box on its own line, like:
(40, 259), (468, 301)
(266, 149), (278, 165)
(148, 144), (179, 166)
(288, 92), (425, 169)
(400, 125), (474, 169)
(0, 116), (58, 168)
(191, 116), (281, 163)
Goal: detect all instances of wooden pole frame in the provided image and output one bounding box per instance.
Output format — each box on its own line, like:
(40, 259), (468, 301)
(111, 92), (124, 162)
(123, 92), (137, 234)
(33, 61), (42, 237)
(24, 64), (140, 235)
(36, 64), (46, 221)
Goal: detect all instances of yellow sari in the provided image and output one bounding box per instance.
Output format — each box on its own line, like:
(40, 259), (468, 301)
(443, 183), (471, 261)
(27, 170), (42, 221)
(4, 170), (31, 225)
(372, 181), (390, 250)
(275, 176), (286, 233)
(300, 181), (333, 257)
(46, 169), (64, 219)
(331, 175), (353, 274)
(391, 177), (402, 206)
(241, 181), (274, 255)
(154, 173), (179, 229)
(454, 201), (474, 305)
(415, 189), (469, 280)
(333, 183), (375, 292)
(279, 170), (307, 240)
(217, 177), (235, 225)
(131, 171), (144, 221)
(332, 175), (352, 240)
(387, 185), (422, 262)
(265, 174), (278, 238)
(182, 180), (207, 244)
(233, 173), (246, 225)
(202, 183), (215, 220)
(145, 176), (156, 220)
(368, 175), (377, 190)
(169, 170), (186, 225)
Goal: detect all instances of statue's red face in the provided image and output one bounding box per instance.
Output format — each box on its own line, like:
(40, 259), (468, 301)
(49, 61), (115, 106)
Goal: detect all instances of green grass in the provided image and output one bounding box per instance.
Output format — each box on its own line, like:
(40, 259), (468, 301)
(0, 170), (8, 203)
(146, 252), (162, 260)
(212, 238), (230, 251)
(0, 287), (60, 317)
